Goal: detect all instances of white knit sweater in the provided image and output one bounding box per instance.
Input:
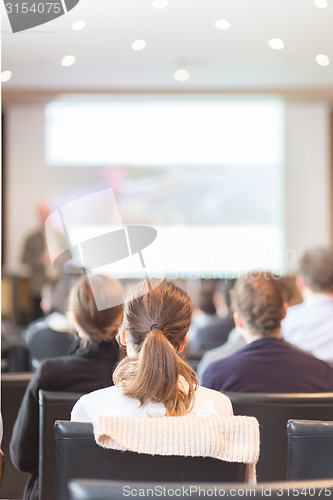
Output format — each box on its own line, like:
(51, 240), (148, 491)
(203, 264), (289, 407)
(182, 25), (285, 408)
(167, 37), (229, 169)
(94, 415), (260, 484)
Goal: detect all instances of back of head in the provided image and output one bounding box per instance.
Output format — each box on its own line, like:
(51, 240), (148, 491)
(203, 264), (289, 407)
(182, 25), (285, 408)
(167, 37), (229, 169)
(299, 247), (333, 293)
(231, 271), (285, 337)
(215, 278), (237, 313)
(67, 274), (124, 344)
(276, 275), (293, 304)
(113, 279), (198, 416)
(198, 289), (216, 315)
(49, 273), (82, 315)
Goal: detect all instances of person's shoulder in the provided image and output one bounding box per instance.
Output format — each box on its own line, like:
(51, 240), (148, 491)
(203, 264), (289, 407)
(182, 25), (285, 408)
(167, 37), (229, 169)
(73, 385), (140, 417)
(77, 385), (117, 404)
(195, 386), (233, 415)
(38, 353), (82, 385)
(283, 301), (307, 321)
(283, 339), (333, 367)
(196, 385), (229, 402)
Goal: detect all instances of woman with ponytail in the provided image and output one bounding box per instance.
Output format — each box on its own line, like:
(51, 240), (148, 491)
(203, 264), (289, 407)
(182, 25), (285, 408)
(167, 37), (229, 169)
(71, 279), (233, 421)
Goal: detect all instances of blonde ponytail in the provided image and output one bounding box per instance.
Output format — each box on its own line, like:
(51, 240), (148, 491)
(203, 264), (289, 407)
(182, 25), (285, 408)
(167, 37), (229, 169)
(113, 327), (198, 416)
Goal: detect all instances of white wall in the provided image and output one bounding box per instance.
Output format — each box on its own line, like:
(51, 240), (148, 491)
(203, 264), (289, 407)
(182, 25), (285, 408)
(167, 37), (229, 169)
(4, 99), (332, 275)
(284, 102), (331, 272)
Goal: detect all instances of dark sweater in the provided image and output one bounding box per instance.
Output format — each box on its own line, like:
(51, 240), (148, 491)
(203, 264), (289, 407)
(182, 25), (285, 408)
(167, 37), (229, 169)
(202, 337), (333, 393)
(10, 339), (119, 500)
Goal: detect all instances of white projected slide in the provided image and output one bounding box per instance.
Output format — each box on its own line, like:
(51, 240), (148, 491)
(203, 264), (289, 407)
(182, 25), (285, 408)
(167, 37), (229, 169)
(45, 97), (285, 276)
(45, 98), (283, 167)
(64, 223), (283, 279)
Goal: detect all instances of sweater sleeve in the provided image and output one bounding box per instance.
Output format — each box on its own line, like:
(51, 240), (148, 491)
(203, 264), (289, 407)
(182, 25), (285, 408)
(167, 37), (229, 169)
(9, 366), (43, 474)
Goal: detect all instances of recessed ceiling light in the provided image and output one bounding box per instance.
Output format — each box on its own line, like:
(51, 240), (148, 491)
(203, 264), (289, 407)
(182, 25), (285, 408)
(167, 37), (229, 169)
(313, 0), (328, 7)
(61, 55), (76, 67)
(316, 54), (330, 66)
(214, 19), (231, 30)
(72, 20), (86, 31)
(131, 39), (147, 51)
(174, 69), (190, 82)
(268, 38), (285, 50)
(1, 70), (12, 82)
(152, 0), (168, 8)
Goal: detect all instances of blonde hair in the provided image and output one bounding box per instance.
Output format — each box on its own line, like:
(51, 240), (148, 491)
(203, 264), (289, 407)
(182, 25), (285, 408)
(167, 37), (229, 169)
(113, 280), (198, 416)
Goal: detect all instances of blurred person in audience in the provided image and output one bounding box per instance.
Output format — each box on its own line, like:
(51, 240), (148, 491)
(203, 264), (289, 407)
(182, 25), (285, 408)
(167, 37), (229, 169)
(187, 287), (217, 344)
(10, 273), (124, 500)
(282, 247), (333, 363)
(202, 271), (333, 392)
(197, 275), (294, 382)
(21, 203), (52, 319)
(188, 279), (236, 352)
(71, 279), (233, 422)
(23, 261), (83, 371)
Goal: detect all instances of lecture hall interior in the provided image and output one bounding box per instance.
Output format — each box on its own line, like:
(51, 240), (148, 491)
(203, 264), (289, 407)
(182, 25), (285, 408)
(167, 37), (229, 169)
(1, 0), (333, 499)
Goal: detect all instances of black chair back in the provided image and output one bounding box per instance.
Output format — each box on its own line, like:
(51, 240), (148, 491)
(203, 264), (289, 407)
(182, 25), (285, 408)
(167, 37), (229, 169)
(287, 419), (333, 480)
(68, 479), (333, 500)
(225, 391), (333, 482)
(39, 390), (83, 500)
(55, 421), (246, 500)
(1, 373), (33, 499)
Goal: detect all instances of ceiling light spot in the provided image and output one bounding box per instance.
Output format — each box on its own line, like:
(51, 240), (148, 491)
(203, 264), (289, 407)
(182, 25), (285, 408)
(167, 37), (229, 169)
(1, 70), (12, 82)
(61, 55), (76, 67)
(268, 38), (285, 50)
(72, 20), (86, 31)
(316, 54), (330, 66)
(313, 0), (328, 7)
(214, 19), (231, 30)
(131, 39), (147, 51)
(174, 69), (190, 82)
(152, 0), (168, 8)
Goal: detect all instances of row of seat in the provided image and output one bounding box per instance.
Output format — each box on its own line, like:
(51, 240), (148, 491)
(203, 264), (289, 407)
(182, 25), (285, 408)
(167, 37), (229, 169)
(54, 419), (333, 500)
(3, 374), (333, 499)
(68, 479), (333, 500)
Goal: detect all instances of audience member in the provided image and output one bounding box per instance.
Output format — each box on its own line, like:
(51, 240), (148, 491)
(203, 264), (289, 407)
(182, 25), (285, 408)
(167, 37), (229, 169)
(202, 271), (333, 392)
(188, 288), (217, 344)
(188, 279), (236, 352)
(197, 275), (294, 382)
(23, 262), (83, 370)
(21, 203), (52, 319)
(282, 247), (333, 362)
(71, 279), (233, 422)
(10, 274), (124, 500)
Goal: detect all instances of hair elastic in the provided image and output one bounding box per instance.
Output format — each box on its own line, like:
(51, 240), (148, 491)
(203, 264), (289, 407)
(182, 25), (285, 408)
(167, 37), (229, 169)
(149, 323), (161, 332)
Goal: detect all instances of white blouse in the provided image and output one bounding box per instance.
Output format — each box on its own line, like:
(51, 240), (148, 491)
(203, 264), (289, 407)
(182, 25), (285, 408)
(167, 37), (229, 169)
(71, 385), (233, 422)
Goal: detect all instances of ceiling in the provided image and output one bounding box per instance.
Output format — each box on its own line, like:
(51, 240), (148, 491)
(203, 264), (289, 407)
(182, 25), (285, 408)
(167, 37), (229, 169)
(2, 0), (333, 96)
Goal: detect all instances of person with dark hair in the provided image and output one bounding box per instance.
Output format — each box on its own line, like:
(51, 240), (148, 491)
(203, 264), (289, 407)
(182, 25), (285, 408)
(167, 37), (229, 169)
(189, 279), (236, 352)
(71, 279), (233, 421)
(10, 274), (124, 500)
(202, 271), (333, 393)
(282, 247), (333, 362)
